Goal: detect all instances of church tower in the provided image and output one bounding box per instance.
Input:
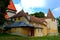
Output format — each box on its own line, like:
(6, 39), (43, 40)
(45, 9), (58, 35)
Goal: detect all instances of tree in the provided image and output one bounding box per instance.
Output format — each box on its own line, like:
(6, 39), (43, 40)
(56, 16), (60, 33)
(30, 12), (45, 18)
(0, 0), (10, 25)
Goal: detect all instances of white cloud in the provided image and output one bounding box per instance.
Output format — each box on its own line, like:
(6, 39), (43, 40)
(52, 7), (60, 12)
(14, 0), (46, 13)
(14, 3), (32, 13)
(52, 7), (60, 17)
(14, 4), (22, 13)
(21, 0), (46, 9)
(23, 8), (34, 14)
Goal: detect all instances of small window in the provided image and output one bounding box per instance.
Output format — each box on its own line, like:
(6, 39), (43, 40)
(18, 17), (20, 20)
(38, 29), (42, 32)
(27, 16), (30, 20)
(11, 18), (13, 21)
(14, 18), (16, 21)
(12, 18), (14, 21)
(8, 18), (11, 21)
(12, 18), (16, 21)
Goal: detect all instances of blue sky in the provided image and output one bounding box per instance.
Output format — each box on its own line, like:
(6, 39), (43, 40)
(13, 0), (60, 18)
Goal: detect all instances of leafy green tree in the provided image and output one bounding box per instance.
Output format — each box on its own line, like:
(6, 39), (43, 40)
(56, 16), (60, 33)
(0, 0), (10, 25)
(30, 12), (45, 18)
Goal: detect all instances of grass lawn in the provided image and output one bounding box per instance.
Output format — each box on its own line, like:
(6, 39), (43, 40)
(0, 33), (60, 40)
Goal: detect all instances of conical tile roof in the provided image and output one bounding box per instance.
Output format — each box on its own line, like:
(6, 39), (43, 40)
(47, 9), (54, 19)
(7, 0), (16, 11)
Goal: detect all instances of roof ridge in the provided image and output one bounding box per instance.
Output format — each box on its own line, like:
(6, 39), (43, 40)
(11, 10), (28, 18)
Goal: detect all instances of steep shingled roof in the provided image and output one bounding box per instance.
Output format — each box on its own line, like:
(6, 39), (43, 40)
(11, 10), (28, 18)
(5, 0), (16, 19)
(5, 21), (33, 28)
(10, 10), (46, 26)
(7, 0), (16, 11)
(47, 9), (55, 19)
(30, 16), (47, 26)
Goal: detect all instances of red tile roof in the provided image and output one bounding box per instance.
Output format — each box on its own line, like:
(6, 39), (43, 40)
(5, 0), (16, 19)
(11, 10), (28, 18)
(5, 13), (9, 19)
(47, 9), (55, 19)
(30, 16), (47, 26)
(11, 10), (46, 25)
(7, 0), (16, 11)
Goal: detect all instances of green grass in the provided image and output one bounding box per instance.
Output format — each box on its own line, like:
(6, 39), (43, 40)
(0, 33), (60, 40)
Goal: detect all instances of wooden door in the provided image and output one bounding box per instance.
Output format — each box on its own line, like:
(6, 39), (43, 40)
(31, 29), (34, 36)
